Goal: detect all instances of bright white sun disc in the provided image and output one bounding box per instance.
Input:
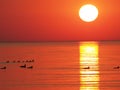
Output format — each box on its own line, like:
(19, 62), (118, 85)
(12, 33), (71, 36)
(79, 4), (98, 22)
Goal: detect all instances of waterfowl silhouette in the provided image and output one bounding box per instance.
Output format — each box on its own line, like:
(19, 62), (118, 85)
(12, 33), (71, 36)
(6, 61), (9, 63)
(20, 64), (26, 68)
(113, 66), (120, 69)
(31, 59), (34, 62)
(26, 60), (29, 63)
(0, 66), (6, 69)
(27, 66), (33, 69)
(82, 66), (90, 69)
(13, 61), (16, 63)
(17, 61), (20, 63)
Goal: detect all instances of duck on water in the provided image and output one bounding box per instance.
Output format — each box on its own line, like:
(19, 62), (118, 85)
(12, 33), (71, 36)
(0, 66), (6, 69)
(82, 66), (90, 69)
(20, 64), (26, 68)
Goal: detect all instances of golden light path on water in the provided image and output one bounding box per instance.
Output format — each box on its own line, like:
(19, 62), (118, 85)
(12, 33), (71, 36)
(79, 42), (99, 90)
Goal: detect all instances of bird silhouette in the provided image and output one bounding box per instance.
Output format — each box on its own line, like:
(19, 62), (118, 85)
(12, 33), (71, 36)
(17, 61), (20, 63)
(0, 66), (6, 69)
(13, 61), (16, 63)
(113, 66), (120, 69)
(6, 61), (9, 63)
(20, 64), (26, 68)
(82, 66), (90, 69)
(31, 59), (34, 62)
(26, 60), (29, 63)
(27, 66), (33, 69)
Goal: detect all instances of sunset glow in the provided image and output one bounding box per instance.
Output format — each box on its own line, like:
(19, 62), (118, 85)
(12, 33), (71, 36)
(79, 42), (99, 90)
(0, 0), (120, 41)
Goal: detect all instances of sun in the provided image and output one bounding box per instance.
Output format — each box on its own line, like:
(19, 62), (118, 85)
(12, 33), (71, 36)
(79, 4), (98, 22)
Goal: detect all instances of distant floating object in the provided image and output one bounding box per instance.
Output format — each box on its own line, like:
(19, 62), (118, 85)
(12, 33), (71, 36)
(113, 66), (120, 69)
(6, 61), (9, 63)
(26, 60), (29, 62)
(27, 66), (33, 69)
(0, 66), (6, 69)
(20, 64), (26, 68)
(31, 59), (34, 62)
(4, 59), (35, 64)
(17, 61), (20, 63)
(24, 59), (35, 63)
(82, 66), (90, 69)
(13, 61), (16, 63)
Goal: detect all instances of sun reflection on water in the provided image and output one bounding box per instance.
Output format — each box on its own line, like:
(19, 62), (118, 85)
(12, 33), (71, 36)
(79, 42), (99, 90)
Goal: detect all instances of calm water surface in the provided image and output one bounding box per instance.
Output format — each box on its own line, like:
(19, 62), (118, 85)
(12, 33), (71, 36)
(0, 41), (120, 90)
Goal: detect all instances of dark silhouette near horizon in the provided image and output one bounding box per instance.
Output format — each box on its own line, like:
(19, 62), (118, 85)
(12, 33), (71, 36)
(26, 60), (29, 63)
(113, 66), (120, 69)
(27, 66), (33, 69)
(6, 61), (9, 63)
(3, 59), (35, 64)
(26, 59), (34, 63)
(82, 66), (90, 69)
(20, 64), (26, 68)
(17, 61), (20, 63)
(31, 59), (34, 62)
(13, 61), (16, 63)
(0, 66), (6, 69)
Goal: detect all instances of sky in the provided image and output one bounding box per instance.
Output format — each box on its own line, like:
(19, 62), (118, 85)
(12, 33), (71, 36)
(0, 0), (120, 41)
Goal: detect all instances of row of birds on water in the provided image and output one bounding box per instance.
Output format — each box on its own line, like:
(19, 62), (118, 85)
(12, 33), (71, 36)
(82, 66), (120, 69)
(0, 60), (35, 70)
(0, 64), (33, 70)
(3, 59), (35, 63)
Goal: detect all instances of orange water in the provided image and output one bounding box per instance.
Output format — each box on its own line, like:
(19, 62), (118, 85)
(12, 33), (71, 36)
(0, 41), (120, 90)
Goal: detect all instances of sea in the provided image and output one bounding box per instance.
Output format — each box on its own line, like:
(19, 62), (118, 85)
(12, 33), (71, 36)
(0, 41), (120, 90)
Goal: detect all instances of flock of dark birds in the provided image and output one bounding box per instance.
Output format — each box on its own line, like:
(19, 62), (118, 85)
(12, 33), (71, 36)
(0, 59), (120, 70)
(0, 59), (34, 70)
(82, 66), (120, 70)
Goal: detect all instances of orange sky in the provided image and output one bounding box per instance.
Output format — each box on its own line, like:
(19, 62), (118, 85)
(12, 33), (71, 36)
(0, 0), (120, 41)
